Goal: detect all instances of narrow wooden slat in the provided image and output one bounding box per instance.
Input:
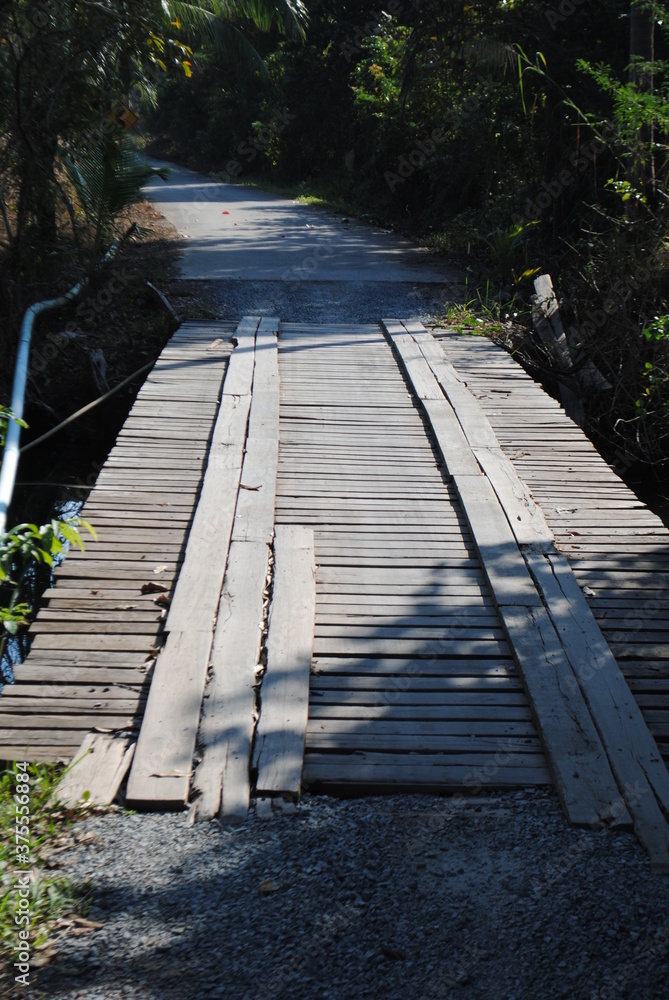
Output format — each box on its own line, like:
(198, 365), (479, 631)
(499, 605), (630, 827)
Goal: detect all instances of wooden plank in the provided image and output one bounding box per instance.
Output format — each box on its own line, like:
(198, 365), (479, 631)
(382, 322), (443, 400)
(254, 527), (315, 796)
(190, 539), (270, 822)
(187, 324), (279, 818)
(126, 318), (259, 809)
(526, 548), (669, 869)
(53, 734), (135, 807)
(499, 605), (629, 827)
(451, 476), (543, 607)
(406, 326), (554, 547)
(302, 753), (551, 788)
(532, 274), (584, 425)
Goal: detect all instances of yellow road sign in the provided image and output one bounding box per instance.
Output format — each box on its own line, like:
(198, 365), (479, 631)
(110, 102), (139, 132)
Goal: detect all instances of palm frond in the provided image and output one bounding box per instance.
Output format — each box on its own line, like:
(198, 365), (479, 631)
(211, 0), (309, 39)
(169, 3), (269, 74)
(61, 138), (169, 254)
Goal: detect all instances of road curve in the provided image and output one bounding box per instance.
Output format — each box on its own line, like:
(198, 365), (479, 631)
(144, 160), (459, 285)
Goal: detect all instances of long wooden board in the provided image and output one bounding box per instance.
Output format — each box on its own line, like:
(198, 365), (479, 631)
(190, 318), (280, 820)
(254, 526), (315, 797)
(126, 318), (261, 808)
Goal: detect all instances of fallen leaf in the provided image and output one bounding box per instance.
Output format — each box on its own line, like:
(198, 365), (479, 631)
(240, 483), (262, 491)
(583, 587), (597, 598)
(258, 880), (280, 895)
(153, 593), (171, 608)
(207, 339), (223, 350)
(222, 210), (230, 215)
(153, 564), (169, 575)
(141, 581), (169, 594)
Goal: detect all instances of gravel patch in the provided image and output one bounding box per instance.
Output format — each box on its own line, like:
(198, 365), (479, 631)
(32, 789), (669, 1000)
(186, 279), (466, 325)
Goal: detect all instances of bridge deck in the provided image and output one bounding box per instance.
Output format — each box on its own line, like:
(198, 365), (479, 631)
(0, 323), (235, 761)
(276, 323), (549, 790)
(434, 331), (669, 765)
(2, 318), (669, 859)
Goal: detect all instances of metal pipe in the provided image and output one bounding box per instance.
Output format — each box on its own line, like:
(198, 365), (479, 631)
(0, 235), (130, 535)
(0, 284), (83, 534)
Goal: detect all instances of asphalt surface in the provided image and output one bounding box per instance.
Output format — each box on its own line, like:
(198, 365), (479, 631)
(144, 161), (460, 285)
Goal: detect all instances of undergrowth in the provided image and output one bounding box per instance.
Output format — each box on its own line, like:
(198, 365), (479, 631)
(0, 762), (90, 979)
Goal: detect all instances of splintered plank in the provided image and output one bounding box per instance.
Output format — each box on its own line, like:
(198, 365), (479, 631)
(254, 526), (315, 797)
(126, 317), (260, 809)
(190, 320), (280, 821)
(189, 539), (270, 822)
(53, 734), (135, 807)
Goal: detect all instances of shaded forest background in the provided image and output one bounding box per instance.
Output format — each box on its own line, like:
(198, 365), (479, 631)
(1, 0), (669, 485)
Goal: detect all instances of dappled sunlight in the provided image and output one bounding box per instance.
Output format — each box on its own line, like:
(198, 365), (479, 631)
(144, 161), (452, 283)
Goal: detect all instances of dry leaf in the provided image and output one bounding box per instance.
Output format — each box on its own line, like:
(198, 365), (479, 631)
(153, 564), (169, 575)
(258, 879), (280, 895)
(240, 483), (262, 491)
(153, 593), (171, 608)
(141, 581), (169, 594)
(207, 338), (224, 350)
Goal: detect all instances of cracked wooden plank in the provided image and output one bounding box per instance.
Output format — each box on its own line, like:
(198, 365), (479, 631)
(190, 321), (280, 821)
(254, 526), (315, 797)
(126, 318), (259, 809)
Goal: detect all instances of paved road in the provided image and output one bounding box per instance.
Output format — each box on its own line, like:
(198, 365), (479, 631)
(145, 160), (459, 285)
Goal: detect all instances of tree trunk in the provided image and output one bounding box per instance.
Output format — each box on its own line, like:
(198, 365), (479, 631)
(630, 0), (654, 85)
(629, 2), (655, 205)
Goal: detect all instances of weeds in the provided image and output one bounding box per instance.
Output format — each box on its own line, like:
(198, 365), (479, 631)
(0, 762), (91, 974)
(441, 283), (528, 338)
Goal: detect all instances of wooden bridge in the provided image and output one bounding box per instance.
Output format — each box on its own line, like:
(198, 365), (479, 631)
(2, 318), (669, 868)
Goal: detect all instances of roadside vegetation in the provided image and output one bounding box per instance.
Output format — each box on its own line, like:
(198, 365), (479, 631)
(0, 761), (91, 983)
(145, 0), (669, 484)
(0, 0), (304, 681)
